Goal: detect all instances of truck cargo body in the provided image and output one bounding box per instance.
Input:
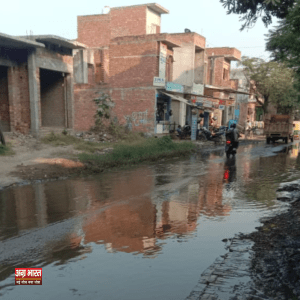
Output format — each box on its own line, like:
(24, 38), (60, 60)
(293, 121), (300, 140)
(264, 114), (294, 144)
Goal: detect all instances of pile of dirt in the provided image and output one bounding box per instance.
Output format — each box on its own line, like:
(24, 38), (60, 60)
(73, 131), (117, 143)
(9, 159), (87, 182)
(243, 180), (300, 299)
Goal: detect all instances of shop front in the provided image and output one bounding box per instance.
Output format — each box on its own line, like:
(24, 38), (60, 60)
(155, 92), (172, 134)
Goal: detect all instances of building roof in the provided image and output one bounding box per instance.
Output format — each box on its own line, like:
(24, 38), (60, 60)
(206, 47), (241, 61)
(18, 35), (86, 49)
(112, 3), (169, 14)
(0, 32), (45, 49)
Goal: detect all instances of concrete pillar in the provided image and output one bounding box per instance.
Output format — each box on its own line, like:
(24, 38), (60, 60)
(66, 74), (74, 129)
(73, 49), (88, 84)
(28, 50), (40, 138)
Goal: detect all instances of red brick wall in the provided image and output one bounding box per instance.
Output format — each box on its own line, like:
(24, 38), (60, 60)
(74, 87), (156, 133)
(40, 69), (65, 127)
(8, 64), (31, 134)
(77, 14), (111, 47)
(214, 57), (225, 86)
(111, 88), (156, 132)
(170, 33), (194, 44)
(103, 48), (110, 83)
(88, 64), (95, 85)
(110, 6), (147, 39)
(109, 41), (159, 88)
(74, 88), (99, 131)
(194, 34), (206, 49)
(206, 47), (241, 60)
(0, 66), (10, 131)
(170, 32), (206, 49)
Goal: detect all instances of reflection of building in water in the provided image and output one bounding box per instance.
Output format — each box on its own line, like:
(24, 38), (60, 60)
(198, 158), (231, 217)
(156, 183), (200, 237)
(81, 168), (159, 255)
(0, 180), (90, 234)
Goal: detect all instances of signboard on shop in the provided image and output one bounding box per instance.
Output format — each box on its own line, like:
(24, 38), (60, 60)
(153, 77), (165, 87)
(203, 100), (213, 108)
(165, 82), (184, 93)
(191, 83), (204, 96)
(219, 100), (226, 105)
(212, 102), (219, 109)
(219, 105), (225, 110)
(191, 114), (197, 141)
(159, 43), (167, 79)
(226, 100), (235, 106)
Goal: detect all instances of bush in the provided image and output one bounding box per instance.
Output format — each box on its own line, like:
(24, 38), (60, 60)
(0, 144), (14, 156)
(79, 137), (195, 168)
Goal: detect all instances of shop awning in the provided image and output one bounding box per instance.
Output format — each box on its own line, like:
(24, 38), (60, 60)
(204, 84), (252, 96)
(161, 92), (197, 107)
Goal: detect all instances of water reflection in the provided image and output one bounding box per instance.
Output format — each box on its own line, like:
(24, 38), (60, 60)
(1, 143), (299, 297)
(223, 157), (237, 185)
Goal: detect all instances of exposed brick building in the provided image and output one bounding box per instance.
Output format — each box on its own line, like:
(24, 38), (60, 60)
(73, 3), (244, 134)
(74, 3), (177, 133)
(0, 33), (85, 136)
(204, 47), (241, 127)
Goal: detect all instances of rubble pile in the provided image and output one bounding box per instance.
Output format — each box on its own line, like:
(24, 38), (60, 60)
(245, 180), (300, 299)
(6, 132), (42, 150)
(73, 131), (117, 143)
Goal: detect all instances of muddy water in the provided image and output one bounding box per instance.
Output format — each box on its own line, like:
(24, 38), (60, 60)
(0, 142), (299, 300)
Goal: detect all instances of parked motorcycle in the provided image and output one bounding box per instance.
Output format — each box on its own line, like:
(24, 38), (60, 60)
(213, 126), (227, 133)
(198, 127), (224, 143)
(177, 124), (191, 139)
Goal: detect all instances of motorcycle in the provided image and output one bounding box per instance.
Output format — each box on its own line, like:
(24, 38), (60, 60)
(177, 124), (191, 139)
(225, 131), (238, 158)
(198, 127), (225, 143)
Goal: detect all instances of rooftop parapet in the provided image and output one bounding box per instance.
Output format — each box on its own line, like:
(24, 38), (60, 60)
(206, 47), (241, 61)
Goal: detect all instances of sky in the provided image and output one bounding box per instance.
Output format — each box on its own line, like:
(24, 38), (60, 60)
(0, 0), (278, 63)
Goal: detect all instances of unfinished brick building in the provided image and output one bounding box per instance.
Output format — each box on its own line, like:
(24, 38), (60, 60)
(204, 47), (241, 126)
(73, 3), (245, 134)
(0, 32), (84, 137)
(74, 3), (175, 133)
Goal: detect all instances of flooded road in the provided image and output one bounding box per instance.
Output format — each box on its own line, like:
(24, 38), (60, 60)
(1, 142), (299, 300)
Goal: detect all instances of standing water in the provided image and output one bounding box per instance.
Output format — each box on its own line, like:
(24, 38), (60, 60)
(0, 142), (299, 300)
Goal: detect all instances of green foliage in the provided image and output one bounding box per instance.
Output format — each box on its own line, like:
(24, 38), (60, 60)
(220, 0), (295, 30)
(94, 93), (115, 126)
(0, 144), (14, 156)
(239, 57), (299, 113)
(62, 129), (68, 135)
(266, 1), (300, 81)
(106, 121), (144, 142)
(78, 137), (195, 168)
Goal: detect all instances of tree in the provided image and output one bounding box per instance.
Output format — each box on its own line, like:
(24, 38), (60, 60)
(266, 1), (300, 80)
(220, 0), (296, 30)
(239, 57), (298, 113)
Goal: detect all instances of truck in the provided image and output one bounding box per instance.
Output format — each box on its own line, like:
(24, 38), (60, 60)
(264, 114), (294, 144)
(293, 121), (300, 140)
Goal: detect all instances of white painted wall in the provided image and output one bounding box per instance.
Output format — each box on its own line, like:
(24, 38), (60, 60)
(146, 8), (161, 34)
(172, 44), (195, 87)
